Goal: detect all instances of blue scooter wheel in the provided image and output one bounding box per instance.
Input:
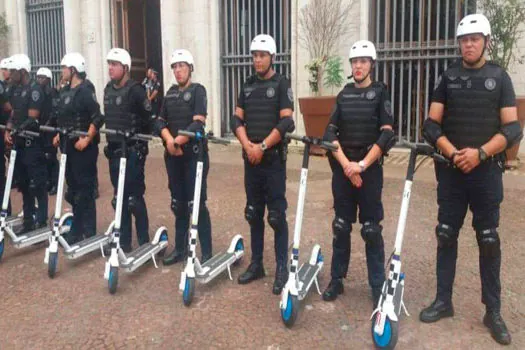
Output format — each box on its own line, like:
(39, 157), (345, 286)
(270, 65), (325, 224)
(371, 313), (399, 349)
(108, 266), (119, 295)
(281, 293), (299, 328)
(48, 252), (58, 279)
(0, 239), (4, 262)
(183, 277), (195, 307)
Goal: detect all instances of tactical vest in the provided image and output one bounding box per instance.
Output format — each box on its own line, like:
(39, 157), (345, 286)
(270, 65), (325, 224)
(164, 83), (197, 136)
(104, 80), (140, 142)
(243, 75), (281, 142)
(11, 82), (36, 128)
(337, 83), (382, 150)
(39, 85), (54, 125)
(58, 83), (91, 131)
(442, 63), (502, 149)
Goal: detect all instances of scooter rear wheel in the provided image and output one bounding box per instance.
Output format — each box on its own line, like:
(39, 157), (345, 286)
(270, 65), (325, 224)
(281, 292), (299, 328)
(182, 277), (195, 307)
(371, 313), (398, 349)
(108, 266), (119, 294)
(48, 252), (58, 279)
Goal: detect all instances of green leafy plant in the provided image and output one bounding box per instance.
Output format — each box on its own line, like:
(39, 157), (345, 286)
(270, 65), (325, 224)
(480, 0), (525, 69)
(0, 13), (10, 57)
(323, 56), (344, 94)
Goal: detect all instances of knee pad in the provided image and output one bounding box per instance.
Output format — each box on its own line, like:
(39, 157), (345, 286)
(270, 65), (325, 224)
(435, 223), (458, 248)
(111, 196), (117, 210)
(361, 221), (383, 246)
(170, 198), (187, 217)
(244, 205), (262, 226)
(332, 216), (352, 238)
(476, 228), (501, 258)
(267, 210), (286, 232)
(28, 179), (44, 196)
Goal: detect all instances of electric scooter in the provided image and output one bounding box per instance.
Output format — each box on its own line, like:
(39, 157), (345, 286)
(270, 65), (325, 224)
(43, 126), (112, 278)
(279, 134), (337, 327)
(101, 128), (168, 294)
(178, 130), (244, 306)
(0, 124), (65, 261)
(370, 141), (449, 349)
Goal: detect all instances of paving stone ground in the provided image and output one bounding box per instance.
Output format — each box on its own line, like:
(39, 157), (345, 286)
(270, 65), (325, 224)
(0, 144), (524, 349)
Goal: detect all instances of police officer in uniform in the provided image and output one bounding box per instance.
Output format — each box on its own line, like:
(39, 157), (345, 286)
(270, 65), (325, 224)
(0, 58), (13, 213)
(156, 49), (212, 265)
(53, 53), (103, 244)
(322, 41), (395, 306)
(420, 14), (522, 345)
(36, 67), (59, 195)
(231, 34), (295, 295)
(4, 54), (48, 232)
(104, 48), (153, 253)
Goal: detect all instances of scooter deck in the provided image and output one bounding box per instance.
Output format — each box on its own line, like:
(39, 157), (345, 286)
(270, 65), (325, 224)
(13, 226), (52, 248)
(196, 251), (241, 284)
(297, 262), (322, 300)
(5, 215), (23, 226)
(65, 234), (110, 259)
(121, 241), (167, 273)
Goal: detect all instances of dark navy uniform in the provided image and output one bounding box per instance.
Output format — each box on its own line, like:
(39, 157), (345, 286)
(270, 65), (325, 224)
(10, 81), (48, 230)
(158, 83), (211, 262)
(0, 80), (10, 213)
(323, 81), (393, 299)
(237, 73), (293, 272)
(58, 80), (103, 243)
(40, 84), (59, 193)
(104, 79), (152, 252)
(427, 61), (515, 313)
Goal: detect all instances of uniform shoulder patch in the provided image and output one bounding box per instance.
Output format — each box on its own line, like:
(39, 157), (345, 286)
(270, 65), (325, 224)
(287, 88), (294, 102)
(32, 90), (41, 102)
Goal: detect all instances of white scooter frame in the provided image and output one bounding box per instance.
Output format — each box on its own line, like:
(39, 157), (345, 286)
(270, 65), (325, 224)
(101, 129), (168, 294)
(370, 141), (449, 349)
(0, 125), (66, 261)
(43, 126), (112, 278)
(178, 130), (244, 306)
(279, 134), (337, 328)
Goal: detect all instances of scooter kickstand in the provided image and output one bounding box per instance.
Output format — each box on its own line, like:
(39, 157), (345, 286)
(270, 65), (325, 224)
(227, 264), (233, 281)
(401, 300), (410, 317)
(314, 276), (321, 295)
(100, 243), (106, 258)
(151, 253), (158, 269)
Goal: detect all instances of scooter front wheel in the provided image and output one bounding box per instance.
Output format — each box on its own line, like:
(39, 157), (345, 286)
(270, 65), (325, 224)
(182, 277), (195, 307)
(371, 313), (399, 349)
(108, 266), (119, 294)
(48, 252), (58, 278)
(281, 292), (299, 328)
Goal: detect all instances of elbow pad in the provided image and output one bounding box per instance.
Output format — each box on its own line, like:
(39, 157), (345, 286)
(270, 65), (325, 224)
(500, 121), (523, 149)
(275, 117), (295, 138)
(376, 128), (396, 153)
(323, 124), (338, 142)
(152, 117), (167, 137)
(230, 114), (245, 133)
(422, 118), (443, 147)
(91, 112), (104, 130)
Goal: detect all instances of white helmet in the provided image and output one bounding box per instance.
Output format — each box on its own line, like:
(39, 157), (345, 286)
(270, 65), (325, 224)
(106, 48), (131, 70)
(349, 40), (377, 61)
(170, 49), (194, 71)
(456, 14), (491, 38)
(9, 54), (31, 72)
(250, 34), (277, 55)
(0, 58), (9, 70)
(36, 67), (53, 79)
(61, 52), (86, 73)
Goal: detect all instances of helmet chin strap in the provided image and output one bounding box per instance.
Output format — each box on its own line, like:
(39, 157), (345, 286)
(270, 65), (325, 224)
(352, 61), (374, 84)
(112, 66), (127, 86)
(461, 36), (488, 67)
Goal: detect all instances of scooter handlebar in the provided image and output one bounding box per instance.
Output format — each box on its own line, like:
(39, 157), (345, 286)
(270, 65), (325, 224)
(285, 133), (339, 152)
(177, 130), (230, 145)
(99, 128), (153, 141)
(400, 139), (450, 164)
(39, 125), (89, 138)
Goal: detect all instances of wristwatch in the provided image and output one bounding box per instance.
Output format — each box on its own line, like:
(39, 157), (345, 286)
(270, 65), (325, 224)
(450, 149), (458, 161)
(173, 141), (180, 149)
(260, 140), (268, 151)
(478, 147), (488, 162)
(358, 160), (366, 172)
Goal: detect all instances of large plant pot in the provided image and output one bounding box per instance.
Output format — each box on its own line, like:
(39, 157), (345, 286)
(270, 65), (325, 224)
(505, 96), (525, 168)
(299, 96), (336, 155)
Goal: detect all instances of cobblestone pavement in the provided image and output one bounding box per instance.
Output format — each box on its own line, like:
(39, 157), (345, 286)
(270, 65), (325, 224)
(0, 144), (524, 349)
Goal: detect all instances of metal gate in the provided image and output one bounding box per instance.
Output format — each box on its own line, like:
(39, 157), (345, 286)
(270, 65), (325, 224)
(26, 0), (66, 85)
(371, 0), (477, 143)
(220, 0), (292, 134)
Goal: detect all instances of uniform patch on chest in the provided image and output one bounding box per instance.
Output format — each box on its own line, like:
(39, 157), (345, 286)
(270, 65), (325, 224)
(64, 96), (71, 105)
(485, 78), (496, 91)
(116, 96), (122, 106)
(266, 87), (275, 98)
(366, 90), (376, 100)
(183, 91), (192, 101)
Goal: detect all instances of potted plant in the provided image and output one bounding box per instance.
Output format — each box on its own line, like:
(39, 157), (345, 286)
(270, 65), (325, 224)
(481, 0), (525, 168)
(297, 0), (354, 154)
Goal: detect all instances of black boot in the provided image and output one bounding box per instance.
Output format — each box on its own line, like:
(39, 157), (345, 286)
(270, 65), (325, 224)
(322, 278), (344, 301)
(162, 247), (186, 266)
(483, 310), (511, 345)
(201, 254), (212, 264)
(419, 299), (454, 323)
(238, 261), (265, 284)
(372, 287), (382, 308)
(272, 264), (288, 295)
